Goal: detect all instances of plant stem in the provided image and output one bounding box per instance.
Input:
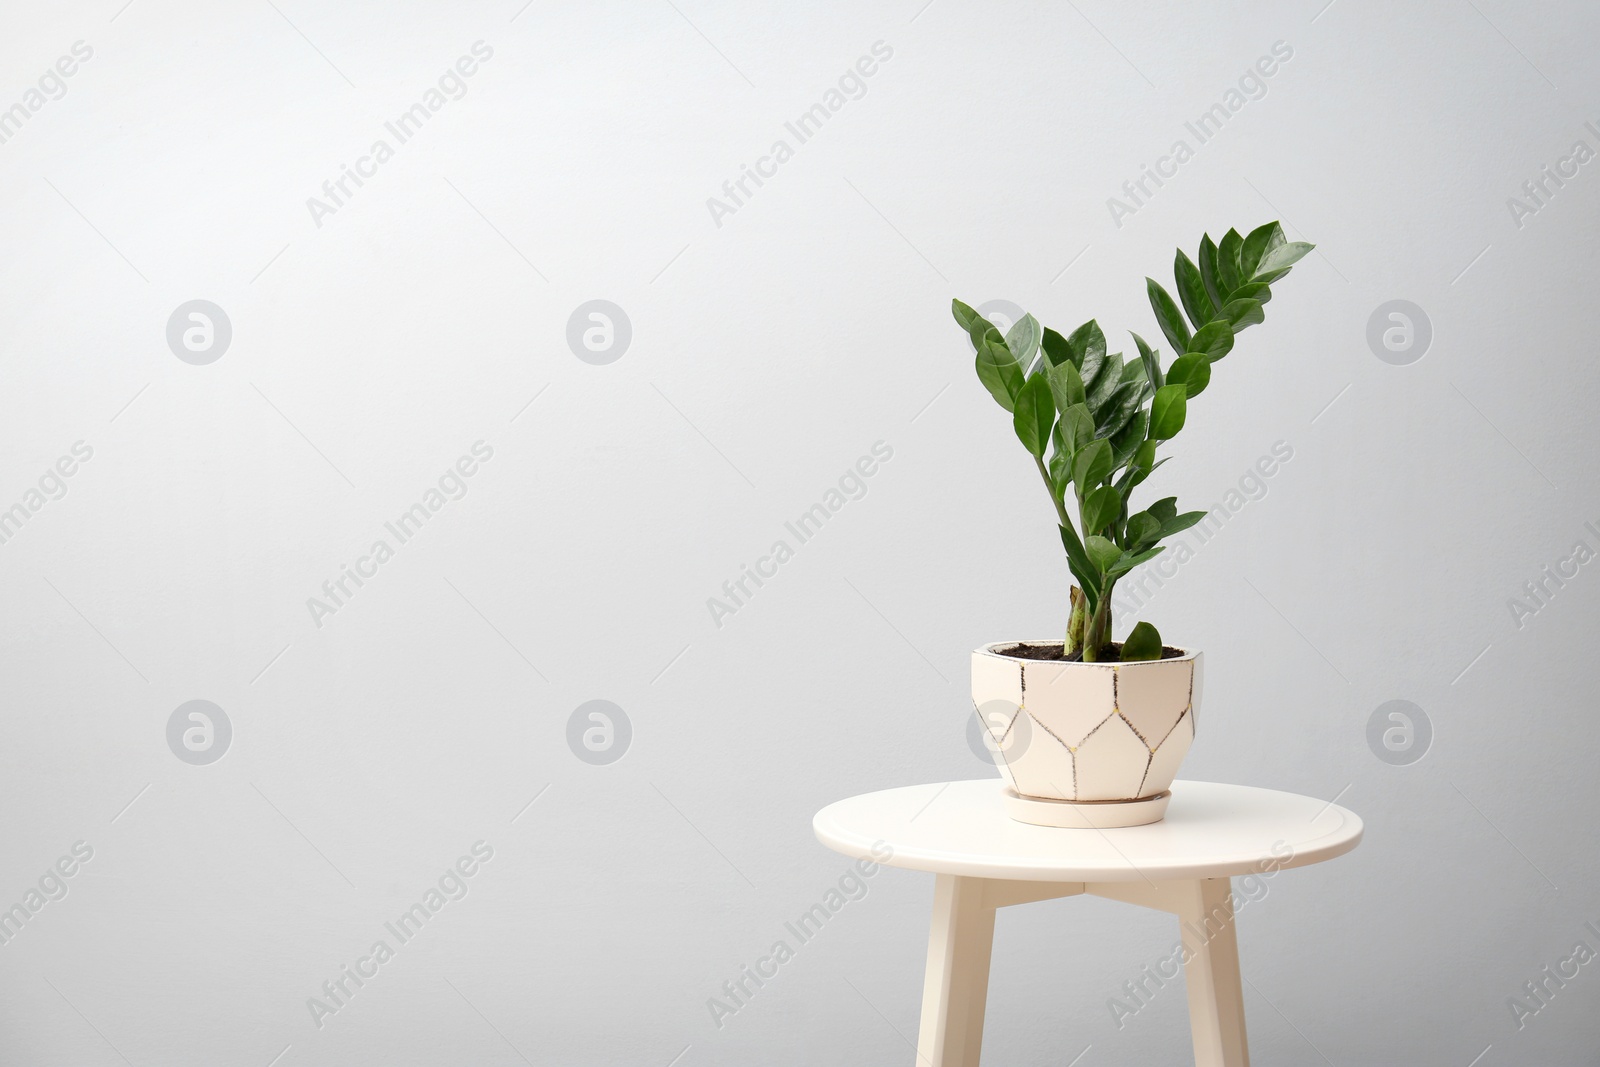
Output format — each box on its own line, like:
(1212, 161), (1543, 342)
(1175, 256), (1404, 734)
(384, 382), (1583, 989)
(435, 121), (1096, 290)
(1082, 586), (1114, 661)
(1037, 454), (1089, 657)
(1066, 586), (1085, 656)
(1033, 454), (1070, 527)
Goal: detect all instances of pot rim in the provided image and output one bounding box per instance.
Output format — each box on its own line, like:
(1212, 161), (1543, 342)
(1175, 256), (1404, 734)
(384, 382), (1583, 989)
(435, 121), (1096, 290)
(974, 640), (1200, 664)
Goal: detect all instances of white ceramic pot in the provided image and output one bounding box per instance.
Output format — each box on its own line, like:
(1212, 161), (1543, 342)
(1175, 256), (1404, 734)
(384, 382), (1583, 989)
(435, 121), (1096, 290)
(971, 641), (1201, 827)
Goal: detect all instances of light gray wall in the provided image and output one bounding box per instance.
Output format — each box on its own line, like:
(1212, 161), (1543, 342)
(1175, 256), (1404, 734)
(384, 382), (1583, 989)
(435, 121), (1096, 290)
(0, 1), (1596, 1064)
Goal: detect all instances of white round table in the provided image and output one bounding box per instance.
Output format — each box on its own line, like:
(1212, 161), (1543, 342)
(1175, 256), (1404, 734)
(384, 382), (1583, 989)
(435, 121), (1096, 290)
(814, 779), (1362, 1067)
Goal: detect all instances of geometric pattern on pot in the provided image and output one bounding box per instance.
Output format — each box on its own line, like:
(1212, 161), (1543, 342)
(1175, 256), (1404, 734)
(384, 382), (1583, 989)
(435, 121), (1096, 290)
(1022, 661), (1115, 749)
(1115, 658), (1194, 749)
(1140, 709), (1194, 798)
(971, 644), (1200, 803)
(1074, 711), (1160, 799)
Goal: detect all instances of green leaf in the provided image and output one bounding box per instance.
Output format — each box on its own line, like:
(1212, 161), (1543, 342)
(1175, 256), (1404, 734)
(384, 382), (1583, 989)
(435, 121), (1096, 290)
(1119, 620), (1163, 660)
(1217, 228), (1245, 298)
(1046, 359), (1086, 412)
(1230, 281), (1272, 306)
(1005, 313), (1042, 374)
(1048, 443), (1072, 498)
(1070, 322), (1109, 395)
(1124, 511), (1160, 547)
(1174, 250), (1216, 332)
(1149, 384), (1187, 439)
(1064, 320), (1107, 370)
(1122, 455), (1168, 494)
(1060, 403), (1096, 451)
(1198, 234), (1224, 309)
(1255, 240), (1315, 276)
(1148, 497), (1177, 524)
(1109, 410), (1148, 469)
(1081, 484), (1122, 534)
(1190, 320), (1234, 362)
(952, 299), (995, 350)
(1086, 352), (1125, 415)
(1041, 326), (1072, 367)
(1158, 510), (1208, 538)
(1115, 440), (1161, 495)
(1095, 381), (1146, 440)
(1107, 546), (1164, 580)
(1131, 332), (1163, 391)
(1120, 358), (1147, 384)
(1241, 222), (1284, 277)
(1165, 353), (1211, 397)
(1057, 522), (1101, 599)
(1072, 438), (1112, 491)
(1146, 278), (1192, 355)
(1012, 373), (1054, 456)
(1218, 298), (1265, 330)
(975, 338), (1024, 411)
(1079, 346), (1107, 399)
(1085, 535), (1122, 573)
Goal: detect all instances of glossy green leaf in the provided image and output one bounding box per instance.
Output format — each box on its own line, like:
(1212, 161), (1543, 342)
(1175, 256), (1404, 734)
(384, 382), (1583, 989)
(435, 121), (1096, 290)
(1005, 313), (1042, 374)
(1124, 511), (1160, 547)
(1041, 326), (1072, 367)
(1198, 234), (1224, 309)
(1059, 403), (1096, 451)
(1109, 409), (1148, 469)
(1119, 620), (1163, 660)
(1081, 484), (1121, 534)
(1087, 353), (1125, 415)
(1012, 373), (1054, 456)
(1190, 320), (1234, 362)
(1174, 249), (1215, 333)
(1255, 240), (1315, 276)
(1230, 281), (1271, 306)
(1131, 332), (1163, 391)
(1095, 381), (1146, 440)
(1048, 444), (1072, 498)
(1146, 278), (1192, 355)
(1216, 228), (1245, 298)
(974, 337), (1024, 412)
(1158, 510), (1209, 538)
(1165, 353), (1211, 397)
(1072, 437), (1112, 490)
(951, 298), (983, 333)
(1218, 298), (1265, 329)
(952, 298), (995, 350)
(1149, 384), (1187, 440)
(1085, 535), (1122, 573)
(1107, 545), (1164, 579)
(1046, 359), (1086, 412)
(1065, 320), (1107, 370)
(1123, 455), (1168, 493)
(1241, 222), (1284, 277)
(1148, 497), (1177, 524)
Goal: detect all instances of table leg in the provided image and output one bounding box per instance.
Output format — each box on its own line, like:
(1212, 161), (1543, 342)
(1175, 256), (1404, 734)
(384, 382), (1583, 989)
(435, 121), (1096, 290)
(916, 874), (996, 1067)
(1177, 877), (1249, 1067)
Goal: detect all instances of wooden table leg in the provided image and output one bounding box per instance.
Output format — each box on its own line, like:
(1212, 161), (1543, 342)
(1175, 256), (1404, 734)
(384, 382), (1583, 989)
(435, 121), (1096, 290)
(915, 874), (996, 1067)
(1177, 877), (1250, 1067)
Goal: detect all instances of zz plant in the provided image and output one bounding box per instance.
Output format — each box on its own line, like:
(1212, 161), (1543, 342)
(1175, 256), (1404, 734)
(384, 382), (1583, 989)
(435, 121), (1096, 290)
(954, 222), (1314, 662)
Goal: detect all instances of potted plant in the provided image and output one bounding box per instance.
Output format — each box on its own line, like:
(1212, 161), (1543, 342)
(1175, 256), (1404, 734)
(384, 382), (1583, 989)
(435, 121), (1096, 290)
(956, 223), (1314, 827)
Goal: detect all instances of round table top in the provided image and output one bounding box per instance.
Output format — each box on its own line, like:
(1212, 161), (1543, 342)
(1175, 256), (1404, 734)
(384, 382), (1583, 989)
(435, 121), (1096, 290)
(813, 779), (1363, 883)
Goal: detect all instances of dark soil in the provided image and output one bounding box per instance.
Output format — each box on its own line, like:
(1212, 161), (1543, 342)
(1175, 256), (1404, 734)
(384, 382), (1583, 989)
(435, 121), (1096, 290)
(998, 641), (1187, 663)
